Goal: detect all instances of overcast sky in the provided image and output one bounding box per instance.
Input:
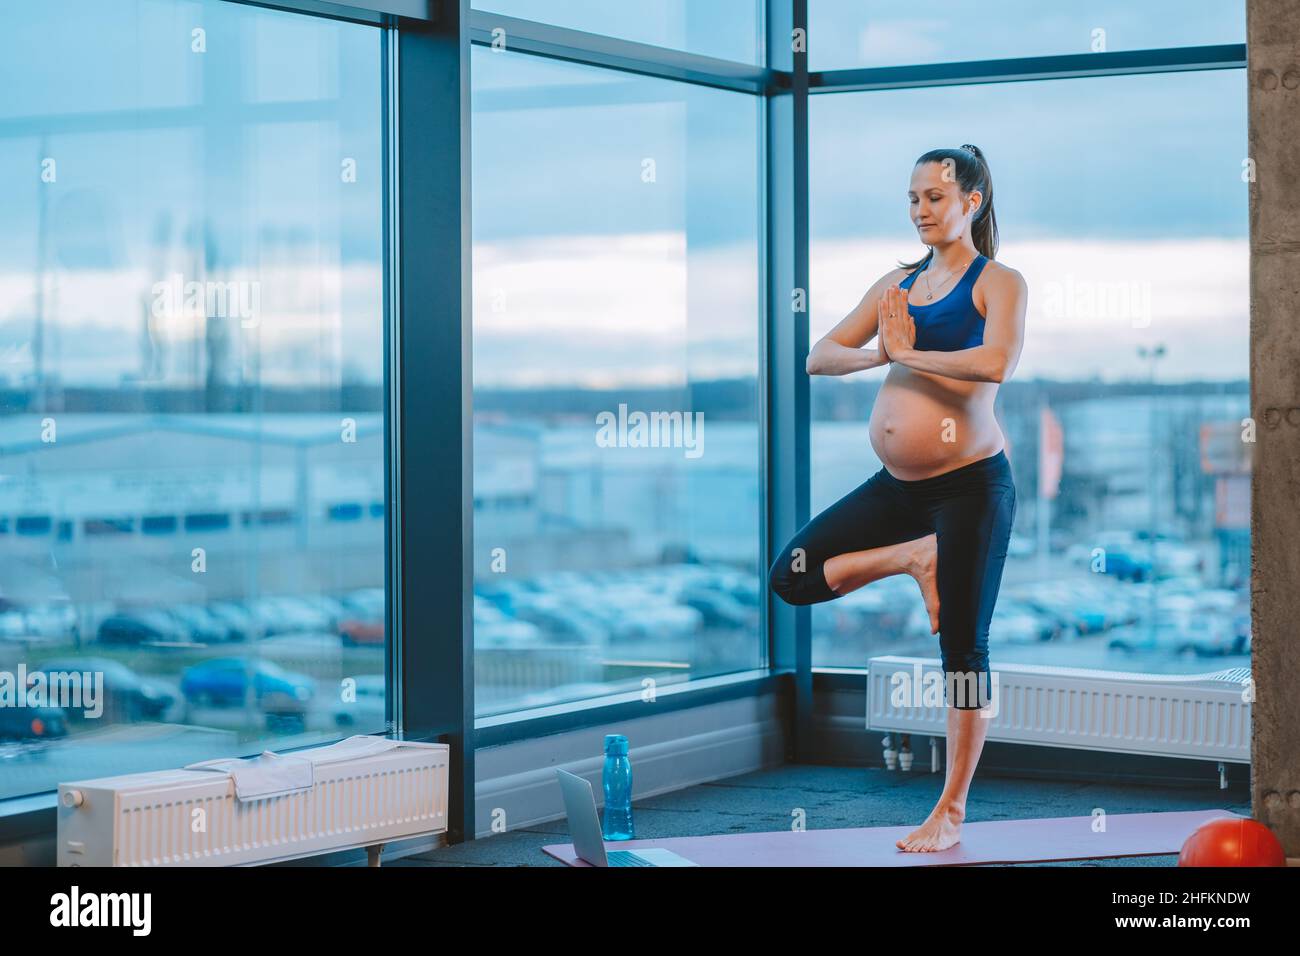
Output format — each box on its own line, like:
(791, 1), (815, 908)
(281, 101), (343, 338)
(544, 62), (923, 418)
(0, 1), (1248, 388)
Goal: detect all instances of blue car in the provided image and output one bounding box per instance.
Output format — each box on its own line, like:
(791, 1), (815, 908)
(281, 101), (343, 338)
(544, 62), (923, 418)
(1099, 550), (1150, 582)
(180, 658), (314, 716)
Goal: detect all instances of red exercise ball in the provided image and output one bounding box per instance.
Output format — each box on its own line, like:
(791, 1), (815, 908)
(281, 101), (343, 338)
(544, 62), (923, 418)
(1178, 817), (1286, 867)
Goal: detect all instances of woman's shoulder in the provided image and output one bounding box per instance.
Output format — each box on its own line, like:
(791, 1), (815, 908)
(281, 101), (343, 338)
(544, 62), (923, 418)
(971, 258), (1027, 317)
(977, 258), (1027, 294)
(979, 258), (1025, 283)
(870, 265), (914, 291)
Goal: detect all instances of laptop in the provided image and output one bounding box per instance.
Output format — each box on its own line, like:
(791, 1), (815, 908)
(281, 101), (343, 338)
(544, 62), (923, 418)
(555, 769), (698, 867)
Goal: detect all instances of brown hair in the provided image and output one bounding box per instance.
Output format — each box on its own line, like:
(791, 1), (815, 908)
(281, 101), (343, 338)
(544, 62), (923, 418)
(899, 143), (999, 272)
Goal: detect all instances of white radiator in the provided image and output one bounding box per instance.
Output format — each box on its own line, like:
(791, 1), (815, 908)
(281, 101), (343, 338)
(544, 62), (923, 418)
(866, 656), (1251, 763)
(57, 735), (450, 867)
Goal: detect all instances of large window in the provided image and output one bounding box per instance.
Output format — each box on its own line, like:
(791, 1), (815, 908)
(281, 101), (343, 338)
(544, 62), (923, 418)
(0, 0), (1251, 810)
(809, 0), (1245, 70)
(470, 46), (763, 716)
(809, 67), (1249, 673)
(0, 0), (386, 801)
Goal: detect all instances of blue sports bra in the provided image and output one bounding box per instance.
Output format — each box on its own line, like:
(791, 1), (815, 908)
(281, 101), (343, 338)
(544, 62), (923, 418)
(898, 253), (989, 352)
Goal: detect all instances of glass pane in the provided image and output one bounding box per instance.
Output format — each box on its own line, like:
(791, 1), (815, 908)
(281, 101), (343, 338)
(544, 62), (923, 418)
(474, 0), (764, 65)
(809, 69), (1249, 673)
(0, 0), (386, 801)
(471, 47), (763, 717)
(810, 0), (1245, 70)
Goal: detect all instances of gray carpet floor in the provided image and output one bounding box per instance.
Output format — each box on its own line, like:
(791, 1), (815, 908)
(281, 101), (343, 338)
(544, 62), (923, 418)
(391, 763), (1251, 867)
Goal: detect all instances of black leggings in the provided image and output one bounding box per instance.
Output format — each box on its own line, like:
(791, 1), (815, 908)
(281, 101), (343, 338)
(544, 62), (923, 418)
(769, 450), (1016, 709)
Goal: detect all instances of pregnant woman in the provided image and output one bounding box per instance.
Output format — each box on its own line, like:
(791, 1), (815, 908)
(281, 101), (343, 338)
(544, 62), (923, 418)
(769, 144), (1027, 852)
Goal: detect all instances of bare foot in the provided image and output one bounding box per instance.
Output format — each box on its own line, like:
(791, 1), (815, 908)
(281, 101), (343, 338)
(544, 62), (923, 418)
(896, 802), (964, 852)
(903, 534), (940, 634)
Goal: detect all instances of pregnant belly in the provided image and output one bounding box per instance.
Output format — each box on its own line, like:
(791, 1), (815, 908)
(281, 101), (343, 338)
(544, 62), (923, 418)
(868, 367), (1004, 480)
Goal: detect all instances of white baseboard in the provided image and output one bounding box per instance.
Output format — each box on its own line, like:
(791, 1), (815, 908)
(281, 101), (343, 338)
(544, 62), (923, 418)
(474, 691), (786, 838)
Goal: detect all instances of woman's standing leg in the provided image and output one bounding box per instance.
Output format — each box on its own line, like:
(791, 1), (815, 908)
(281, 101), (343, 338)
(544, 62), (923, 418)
(896, 467), (1016, 852)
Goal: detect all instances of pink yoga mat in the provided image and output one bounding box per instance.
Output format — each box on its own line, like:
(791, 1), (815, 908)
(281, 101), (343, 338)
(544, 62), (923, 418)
(543, 809), (1241, 867)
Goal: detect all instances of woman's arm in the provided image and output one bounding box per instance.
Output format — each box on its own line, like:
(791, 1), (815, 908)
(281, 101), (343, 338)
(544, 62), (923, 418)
(806, 269), (908, 376)
(879, 266), (1027, 383)
(807, 340), (888, 376)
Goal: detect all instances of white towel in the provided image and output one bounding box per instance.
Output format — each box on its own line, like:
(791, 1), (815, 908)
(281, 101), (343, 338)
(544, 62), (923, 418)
(183, 736), (401, 801)
(185, 751), (313, 801)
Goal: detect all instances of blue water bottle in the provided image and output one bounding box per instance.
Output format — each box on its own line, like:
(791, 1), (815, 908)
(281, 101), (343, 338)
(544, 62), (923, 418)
(601, 734), (634, 840)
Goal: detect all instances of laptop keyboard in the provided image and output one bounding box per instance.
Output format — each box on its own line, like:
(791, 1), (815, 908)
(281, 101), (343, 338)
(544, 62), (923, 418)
(607, 851), (652, 867)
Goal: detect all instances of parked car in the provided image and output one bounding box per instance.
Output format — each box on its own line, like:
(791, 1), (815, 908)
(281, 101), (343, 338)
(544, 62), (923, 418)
(180, 657), (314, 715)
(206, 601), (257, 642)
(1014, 596), (1080, 640)
(1180, 615), (1244, 657)
(1107, 615), (1234, 657)
(20, 602), (79, 642)
(991, 600), (1051, 644)
(725, 577), (761, 609)
(1232, 610), (1250, 648)
(30, 657), (175, 723)
(513, 597), (606, 646)
(96, 609), (191, 645)
(610, 605), (703, 644)
(238, 598), (296, 637)
(1014, 581), (1120, 636)
(341, 588), (385, 620)
(338, 589), (385, 646)
(1066, 531), (1137, 569)
(1192, 588), (1239, 612)
(246, 597), (330, 636)
(474, 600), (508, 625)
(298, 595), (346, 630)
(339, 618), (384, 646)
(476, 619), (544, 648)
(1098, 549), (1150, 582)
(0, 610), (27, 639)
(0, 703), (68, 741)
(0, 609), (68, 649)
(678, 587), (752, 630)
(165, 604), (235, 643)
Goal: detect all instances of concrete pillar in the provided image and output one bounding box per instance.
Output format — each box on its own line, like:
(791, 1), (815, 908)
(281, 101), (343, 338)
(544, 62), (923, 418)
(1248, 0), (1300, 856)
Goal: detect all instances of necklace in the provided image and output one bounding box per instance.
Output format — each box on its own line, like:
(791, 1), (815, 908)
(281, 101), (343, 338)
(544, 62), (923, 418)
(922, 256), (975, 300)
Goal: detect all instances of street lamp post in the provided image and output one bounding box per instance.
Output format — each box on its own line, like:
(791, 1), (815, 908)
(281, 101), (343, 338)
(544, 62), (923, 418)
(1138, 343), (1166, 644)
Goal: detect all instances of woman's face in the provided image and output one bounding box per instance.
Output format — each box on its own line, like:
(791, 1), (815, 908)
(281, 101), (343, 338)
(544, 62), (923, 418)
(908, 160), (980, 245)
